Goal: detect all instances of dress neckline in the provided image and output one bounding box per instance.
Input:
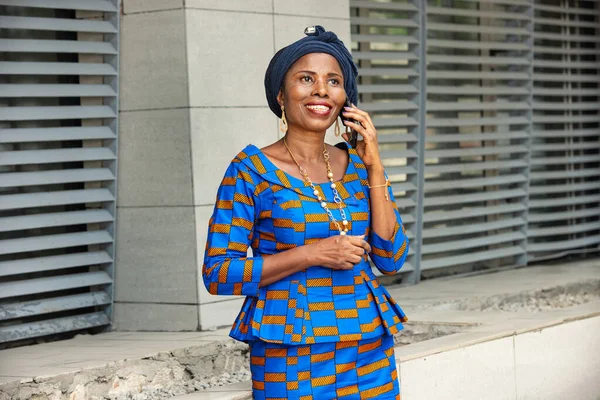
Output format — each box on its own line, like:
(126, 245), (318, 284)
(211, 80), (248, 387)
(247, 142), (353, 188)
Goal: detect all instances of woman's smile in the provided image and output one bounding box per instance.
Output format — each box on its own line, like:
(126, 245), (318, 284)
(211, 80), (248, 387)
(305, 101), (333, 117)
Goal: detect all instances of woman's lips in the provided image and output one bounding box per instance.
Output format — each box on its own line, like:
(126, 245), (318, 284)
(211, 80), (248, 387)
(305, 104), (332, 116)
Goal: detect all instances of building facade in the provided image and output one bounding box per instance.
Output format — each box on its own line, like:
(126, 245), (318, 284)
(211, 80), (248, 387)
(0, 0), (598, 346)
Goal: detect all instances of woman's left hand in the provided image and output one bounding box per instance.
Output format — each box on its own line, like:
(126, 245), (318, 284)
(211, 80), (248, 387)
(341, 104), (383, 169)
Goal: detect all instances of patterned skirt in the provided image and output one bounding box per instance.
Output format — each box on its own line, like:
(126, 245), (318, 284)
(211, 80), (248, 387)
(249, 335), (400, 400)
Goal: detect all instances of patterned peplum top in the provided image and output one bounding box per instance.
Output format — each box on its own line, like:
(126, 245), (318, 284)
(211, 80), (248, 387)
(203, 143), (410, 345)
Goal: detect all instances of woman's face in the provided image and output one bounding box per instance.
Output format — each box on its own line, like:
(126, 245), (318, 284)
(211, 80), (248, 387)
(277, 53), (346, 134)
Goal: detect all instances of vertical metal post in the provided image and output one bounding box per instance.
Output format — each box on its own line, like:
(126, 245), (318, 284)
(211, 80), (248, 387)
(411, 0), (427, 284)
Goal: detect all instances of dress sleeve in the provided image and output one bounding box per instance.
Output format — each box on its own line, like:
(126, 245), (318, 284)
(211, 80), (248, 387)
(202, 160), (263, 297)
(368, 174), (410, 275)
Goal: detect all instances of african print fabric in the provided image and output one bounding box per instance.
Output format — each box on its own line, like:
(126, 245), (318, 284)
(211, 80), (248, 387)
(203, 143), (410, 345)
(249, 335), (400, 400)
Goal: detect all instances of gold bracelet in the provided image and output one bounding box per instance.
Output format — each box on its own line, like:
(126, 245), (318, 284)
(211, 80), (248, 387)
(368, 179), (390, 200)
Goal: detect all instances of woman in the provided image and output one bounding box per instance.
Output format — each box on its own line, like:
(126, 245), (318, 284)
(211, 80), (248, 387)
(203, 26), (409, 400)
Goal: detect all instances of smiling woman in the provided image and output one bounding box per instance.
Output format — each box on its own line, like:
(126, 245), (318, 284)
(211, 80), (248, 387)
(202, 25), (410, 400)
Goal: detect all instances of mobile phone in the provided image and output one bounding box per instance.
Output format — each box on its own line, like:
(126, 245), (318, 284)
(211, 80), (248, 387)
(340, 98), (360, 148)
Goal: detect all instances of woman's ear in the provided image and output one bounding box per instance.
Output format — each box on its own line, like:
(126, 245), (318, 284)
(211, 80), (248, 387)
(276, 89), (284, 107)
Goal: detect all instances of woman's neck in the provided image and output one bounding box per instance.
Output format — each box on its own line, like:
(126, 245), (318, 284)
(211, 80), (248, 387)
(283, 128), (327, 163)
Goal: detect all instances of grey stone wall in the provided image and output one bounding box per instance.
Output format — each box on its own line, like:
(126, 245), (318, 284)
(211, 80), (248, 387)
(116, 0), (351, 331)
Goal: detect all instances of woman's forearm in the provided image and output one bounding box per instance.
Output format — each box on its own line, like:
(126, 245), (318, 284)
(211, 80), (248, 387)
(258, 245), (317, 287)
(367, 164), (397, 240)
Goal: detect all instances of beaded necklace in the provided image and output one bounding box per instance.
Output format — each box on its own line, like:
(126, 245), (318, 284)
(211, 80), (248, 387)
(283, 138), (349, 235)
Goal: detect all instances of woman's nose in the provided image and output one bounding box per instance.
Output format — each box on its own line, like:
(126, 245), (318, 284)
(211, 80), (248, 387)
(312, 79), (328, 97)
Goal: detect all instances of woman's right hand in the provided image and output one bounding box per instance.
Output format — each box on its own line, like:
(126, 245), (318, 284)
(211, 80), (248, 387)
(310, 234), (372, 270)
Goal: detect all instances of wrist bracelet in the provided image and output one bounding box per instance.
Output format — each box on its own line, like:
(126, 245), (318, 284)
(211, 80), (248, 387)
(368, 179), (390, 200)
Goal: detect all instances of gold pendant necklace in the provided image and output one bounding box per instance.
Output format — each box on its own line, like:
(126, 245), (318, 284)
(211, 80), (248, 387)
(283, 138), (349, 235)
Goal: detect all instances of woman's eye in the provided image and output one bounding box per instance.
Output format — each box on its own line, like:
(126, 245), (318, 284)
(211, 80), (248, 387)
(301, 75), (313, 83)
(329, 78), (340, 85)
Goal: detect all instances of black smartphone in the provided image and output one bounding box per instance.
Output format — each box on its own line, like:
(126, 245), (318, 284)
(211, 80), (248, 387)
(340, 98), (359, 148)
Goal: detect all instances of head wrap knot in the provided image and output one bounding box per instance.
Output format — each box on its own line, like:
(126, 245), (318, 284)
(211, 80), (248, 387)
(264, 25), (358, 118)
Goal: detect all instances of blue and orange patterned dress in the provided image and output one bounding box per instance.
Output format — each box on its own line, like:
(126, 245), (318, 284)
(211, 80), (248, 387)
(203, 143), (409, 400)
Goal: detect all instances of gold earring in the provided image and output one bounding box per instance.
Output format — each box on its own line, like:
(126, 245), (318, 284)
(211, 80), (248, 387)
(280, 105), (288, 133)
(334, 118), (341, 137)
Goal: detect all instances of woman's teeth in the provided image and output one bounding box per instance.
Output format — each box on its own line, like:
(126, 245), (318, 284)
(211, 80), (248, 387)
(306, 105), (330, 112)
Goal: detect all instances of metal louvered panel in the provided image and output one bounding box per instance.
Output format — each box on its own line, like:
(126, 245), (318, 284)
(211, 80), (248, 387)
(421, 0), (532, 276)
(350, 0), (424, 283)
(0, 1), (118, 345)
(529, 0), (600, 261)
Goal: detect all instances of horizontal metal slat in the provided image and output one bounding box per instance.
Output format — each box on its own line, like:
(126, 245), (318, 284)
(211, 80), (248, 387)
(350, 17), (419, 28)
(383, 165), (418, 176)
(426, 160), (528, 174)
(528, 221), (600, 238)
(0, 209), (113, 233)
(0, 106), (116, 121)
(428, 39), (530, 51)
(0, 84), (117, 98)
(358, 84), (418, 94)
(0, 0), (118, 12)
(0, 126), (116, 143)
(532, 128), (600, 138)
(530, 155), (600, 166)
(427, 86), (529, 96)
(0, 39), (117, 54)
(379, 149), (418, 159)
(529, 181), (600, 195)
(0, 231), (113, 255)
(0, 61), (117, 76)
(428, 116), (529, 127)
(428, 101), (529, 112)
(533, 102), (600, 111)
(353, 51), (418, 61)
(358, 67), (418, 77)
(533, 4), (599, 16)
(1, 148), (116, 166)
(372, 117), (419, 127)
(533, 74), (600, 83)
(529, 194), (600, 209)
(532, 88), (600, 96)
(428, 54), (530, 65)
(0, 271), (112, 299)
(350, 0), (418, 12)
(423, 231), (525, 255)
(533, 46), (599, 55)
(428, 6), (530, 20)
(426, 145), (529, 159)
(427, 22), (529, 36)
(360, 101), (418, 112)
(0, 16), (117, 33)
(528, 208), (600, 223)
(377, 133), (418, 144)
(390, 182), (418, 193)
(530, 168), (600, 181)
(426, 131), (529, 143)
(533, 115), (599, 124)
(427, 71), (530, 81)
(423, 217), (525, 239)
(427, 174), (527, 190)
(424, 203), (526, 223)
(0, 312), (110, 343)
(534, 17), (599, 29)
(421, 246), (524, 271)
(424, 189), (527, 207)
(395, 198), (416, 208)
(0, 291), (111, 321)
(0, 168), (115, 188)
(352, 34), (418, 45)
(0, 251), (112, 277)
(528, 236), (600, 253)
(534, 32), (600, 43)
(0, 188), (114, 210)
(533, 60), (600, 69)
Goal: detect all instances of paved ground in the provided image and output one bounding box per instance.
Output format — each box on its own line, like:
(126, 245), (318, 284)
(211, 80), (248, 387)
(1, 258), (599, 400)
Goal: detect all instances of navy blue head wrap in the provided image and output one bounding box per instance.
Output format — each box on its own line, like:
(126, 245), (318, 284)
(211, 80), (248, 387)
(264, 25), (358, 118)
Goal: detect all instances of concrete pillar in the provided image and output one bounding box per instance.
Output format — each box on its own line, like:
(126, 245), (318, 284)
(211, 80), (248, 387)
(115, 0), (351, 331)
